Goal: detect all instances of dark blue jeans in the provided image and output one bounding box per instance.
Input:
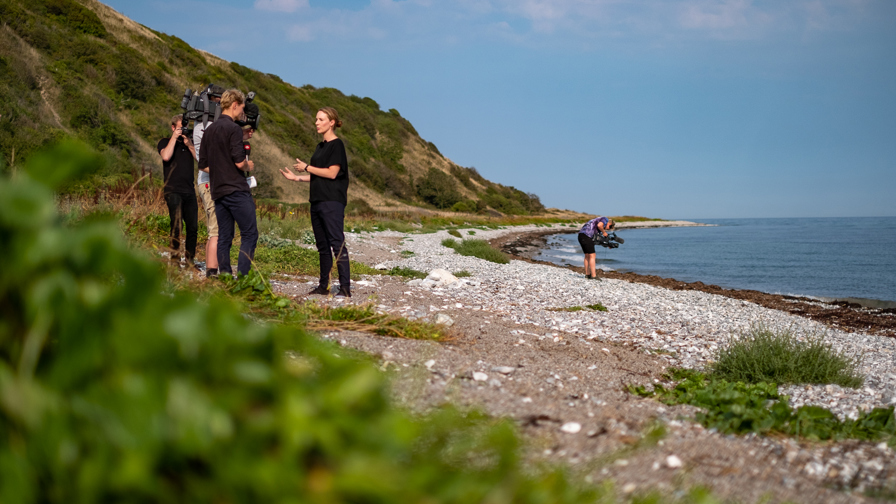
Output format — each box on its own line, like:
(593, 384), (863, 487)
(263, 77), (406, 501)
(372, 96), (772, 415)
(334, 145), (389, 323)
(310, 201), (350, 289)
(215, 191), (258, 276)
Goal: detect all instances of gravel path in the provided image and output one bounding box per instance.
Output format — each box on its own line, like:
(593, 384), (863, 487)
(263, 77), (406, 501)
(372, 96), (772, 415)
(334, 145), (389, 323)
(271, 224), (896, 502)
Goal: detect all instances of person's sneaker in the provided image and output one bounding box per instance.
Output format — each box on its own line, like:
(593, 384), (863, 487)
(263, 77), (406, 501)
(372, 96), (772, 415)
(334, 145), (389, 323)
(308, 286), (330, 296)
(205, 268), (218, 278)
(336, 286), (351, 298)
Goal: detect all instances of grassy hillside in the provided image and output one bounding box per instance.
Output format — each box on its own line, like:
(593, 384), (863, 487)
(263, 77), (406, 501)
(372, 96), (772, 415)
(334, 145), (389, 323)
(0, 0), (546, 216)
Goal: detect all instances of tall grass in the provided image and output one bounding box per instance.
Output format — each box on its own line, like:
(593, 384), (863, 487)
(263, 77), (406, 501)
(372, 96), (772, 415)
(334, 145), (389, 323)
(710, 325), (864, 388)
(442, 238), (509, 264)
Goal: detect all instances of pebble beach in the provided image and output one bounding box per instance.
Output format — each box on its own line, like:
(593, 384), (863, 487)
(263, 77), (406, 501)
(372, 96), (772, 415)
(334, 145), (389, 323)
(272, 222), (896, 501)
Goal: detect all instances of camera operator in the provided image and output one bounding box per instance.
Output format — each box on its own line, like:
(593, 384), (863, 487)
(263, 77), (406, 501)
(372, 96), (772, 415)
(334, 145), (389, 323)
(157, 114), (198, 266)
(192, 84), (225, 277)
(198, 89), (258, 277)
(578, 216), (615, 280)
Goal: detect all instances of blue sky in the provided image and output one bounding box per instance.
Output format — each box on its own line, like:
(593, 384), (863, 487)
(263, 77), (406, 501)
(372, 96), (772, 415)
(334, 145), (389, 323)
(102, 0), (895, 218)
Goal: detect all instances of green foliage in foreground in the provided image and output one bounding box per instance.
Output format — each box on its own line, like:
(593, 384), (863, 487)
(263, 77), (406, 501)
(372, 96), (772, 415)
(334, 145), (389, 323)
(711, 325), (864, 388)
(630, 369), (896, 444)
(1, 142), (606, 503)
(442, 238), (510, 264)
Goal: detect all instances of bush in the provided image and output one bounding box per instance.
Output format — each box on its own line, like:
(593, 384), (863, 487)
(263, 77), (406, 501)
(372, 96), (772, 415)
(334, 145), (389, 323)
(442, 238), (509, 264)
(711, 325), (864, 388)
(0, 142), (602, 502)
(631, 369), (895, 443)
(45, 0), (108, 38)
(416, 167), (462, 209)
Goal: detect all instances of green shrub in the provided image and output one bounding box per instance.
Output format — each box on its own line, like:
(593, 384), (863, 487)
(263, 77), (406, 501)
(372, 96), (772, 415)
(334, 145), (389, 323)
(442, 238), (509, 264)
(387, 266), (427, 279)
(711, 325), (864, 388)
(631, 369), (895, 443)
(453, 270), (472, 278)
(416, 167), (462, 209)
(45, 0), (108, 38)
(1, 141), (605, 503)
(447, 229), (461, 238)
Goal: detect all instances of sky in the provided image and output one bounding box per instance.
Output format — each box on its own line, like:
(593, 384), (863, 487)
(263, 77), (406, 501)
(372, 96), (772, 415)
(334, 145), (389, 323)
(101, 0), (895, 219)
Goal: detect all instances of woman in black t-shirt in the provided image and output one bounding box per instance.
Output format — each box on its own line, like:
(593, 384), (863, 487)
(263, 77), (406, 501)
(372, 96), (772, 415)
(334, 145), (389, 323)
(280, 107), (352, 297)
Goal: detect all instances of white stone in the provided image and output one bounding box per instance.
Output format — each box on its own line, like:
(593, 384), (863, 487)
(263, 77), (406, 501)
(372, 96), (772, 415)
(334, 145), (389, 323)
(433, 313), (455, 326)
(560, 422), (582, 434)
(424, 359), (435, 370)
(492, 366), (516, 374)
(666, 455), (683, 468)
(425, 268), (459, 287)
(473, 372), (488, 381)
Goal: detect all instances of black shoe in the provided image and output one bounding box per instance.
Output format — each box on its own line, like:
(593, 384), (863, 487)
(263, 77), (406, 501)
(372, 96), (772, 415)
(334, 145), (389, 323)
(336, 286), (351, 298)
(206, 268), (218, 278)
(308, 286), (330, 296)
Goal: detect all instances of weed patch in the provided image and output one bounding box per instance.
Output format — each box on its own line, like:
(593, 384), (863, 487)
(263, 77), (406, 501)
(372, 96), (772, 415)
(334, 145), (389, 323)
(630, 369), (895, 443)
(388, 266), (428, 279)
(447, 229), (462, 238)
(453, 270), (472, 278)
(711, 325), (863, 388)
(442, 238), (509, 264)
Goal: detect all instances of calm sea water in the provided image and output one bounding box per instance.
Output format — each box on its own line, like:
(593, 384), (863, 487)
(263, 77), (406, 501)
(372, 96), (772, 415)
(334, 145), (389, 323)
(533, 217), (896, 308)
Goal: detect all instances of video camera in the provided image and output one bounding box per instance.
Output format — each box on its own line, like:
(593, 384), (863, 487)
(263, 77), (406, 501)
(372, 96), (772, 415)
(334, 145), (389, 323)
(596, 232), (624, 249)
(179, 84), (223, 134)
(179, 85), (261, 132)
(235, 92), (261, 131)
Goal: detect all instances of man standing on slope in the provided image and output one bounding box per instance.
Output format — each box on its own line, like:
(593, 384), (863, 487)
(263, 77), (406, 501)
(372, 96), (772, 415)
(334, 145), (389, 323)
(157, 114), (198, 267)
(198, 89), (258, 276)
(193, 84), (224, 277)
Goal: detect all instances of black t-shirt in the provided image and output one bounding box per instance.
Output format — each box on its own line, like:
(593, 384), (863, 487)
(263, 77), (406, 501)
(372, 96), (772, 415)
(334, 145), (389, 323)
(198, 115), (248, 200)
(157, 137), (195, 194)
(309, 138), (349, 205)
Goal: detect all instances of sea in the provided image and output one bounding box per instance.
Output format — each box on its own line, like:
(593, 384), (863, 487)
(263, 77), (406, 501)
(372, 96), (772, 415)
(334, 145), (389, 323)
(533, 217), (896, 309)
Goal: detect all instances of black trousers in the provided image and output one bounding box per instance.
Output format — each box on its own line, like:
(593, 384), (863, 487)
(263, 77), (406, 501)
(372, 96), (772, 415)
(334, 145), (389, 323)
(310, 201), (350, 289)
(215, 191), (258, 276)
(164, 191), (198, 261)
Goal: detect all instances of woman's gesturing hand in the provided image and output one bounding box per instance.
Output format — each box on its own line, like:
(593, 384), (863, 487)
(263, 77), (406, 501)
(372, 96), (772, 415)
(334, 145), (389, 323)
(279, 167), (301, 181)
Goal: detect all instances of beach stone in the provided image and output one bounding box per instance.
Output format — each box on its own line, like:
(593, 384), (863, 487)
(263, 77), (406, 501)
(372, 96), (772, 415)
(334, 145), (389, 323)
(666, 455), (683, 468)
(425, 269), (458, 286)
(433, 313), (455, 326)
(472, 372), (488, 381)
(561, 422), (582, 434)
(492, 366), (516, 374)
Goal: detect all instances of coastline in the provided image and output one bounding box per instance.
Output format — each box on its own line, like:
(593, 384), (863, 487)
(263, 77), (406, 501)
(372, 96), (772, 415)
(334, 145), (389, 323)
(491, 227), (896, 338)
(270, 223), (896, 500)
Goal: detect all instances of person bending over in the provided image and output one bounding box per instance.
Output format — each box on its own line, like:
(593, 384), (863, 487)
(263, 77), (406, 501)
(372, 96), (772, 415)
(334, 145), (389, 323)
(578, 216), (615, 280)
(157, 114), (198, 266)
(193, 85), (224, 277)
(279, 107), (351, 297)
(198, 89), (258, 277)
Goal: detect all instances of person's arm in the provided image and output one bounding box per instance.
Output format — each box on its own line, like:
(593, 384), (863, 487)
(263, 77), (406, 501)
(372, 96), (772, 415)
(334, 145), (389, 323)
(230, 127), (253, 171)
(597, 220), (608, 237)
(197, 133), (209, 173)
(279, 167), (310, 182)
(294, 158), (340, 179)
(192, 125), (205, 166)
(183, 135), (196, 160)
(159, 130), (180, 161)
